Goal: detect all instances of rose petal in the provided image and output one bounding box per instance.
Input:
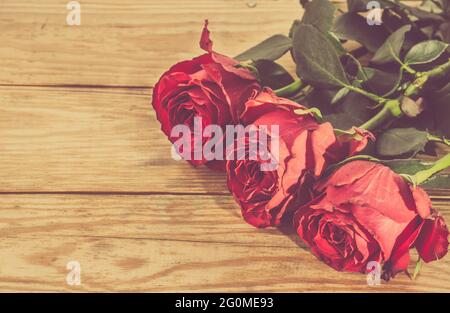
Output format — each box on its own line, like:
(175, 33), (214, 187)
(200, 20), (213, 53)
(415, 213), (449, 263)
(410, 186), (432, 219)
(382, 215), (424, 278)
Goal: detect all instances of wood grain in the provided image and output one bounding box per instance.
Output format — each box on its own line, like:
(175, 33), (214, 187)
(1, 86), (447, 194)
(0, 0), (421, 87)
(0, 194), (448, 292)
(0, 0), (448, 292)
(0, 0), (303, 87)
(0, 86), (228, 193)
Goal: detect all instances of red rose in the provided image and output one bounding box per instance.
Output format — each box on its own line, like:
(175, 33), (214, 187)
(294, 160), (449, 277)
(226, 89), (340, 228)
(152, 21), (260, 167)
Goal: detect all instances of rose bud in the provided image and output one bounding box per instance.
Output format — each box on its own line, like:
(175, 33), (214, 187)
(400, 96), (425, 118)
(226, 89), (344, 228)
(152, 20), (260, 168)
(293, 160), (449, 277)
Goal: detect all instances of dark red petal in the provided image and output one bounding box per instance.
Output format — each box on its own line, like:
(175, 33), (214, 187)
(415, 213), (449, 263)
(240, 88), (304, 124)
(201, 62), (259, 121)
(167, 54), (213, 76)
(212, 52), (258, 81)
(200, 20), (213, 53)
(310, 122), (337, 177)
(317, 160), (378, 190)
(205, 160), (226, 172)
(324, 161), (417, 223)
(382, 215), (424, 278)
(352, 204), (412, 259)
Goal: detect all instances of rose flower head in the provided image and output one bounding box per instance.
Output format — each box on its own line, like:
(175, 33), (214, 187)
(152, 20), (260, 168)
(294, 160), (449, 278)
(226, 89), (355, 228)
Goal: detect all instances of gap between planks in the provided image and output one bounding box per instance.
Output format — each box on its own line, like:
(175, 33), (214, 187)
(1, 85), (449, 198)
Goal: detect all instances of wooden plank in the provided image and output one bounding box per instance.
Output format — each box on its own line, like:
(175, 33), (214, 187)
(0, 86), (228, 193)
(0, 0), (423, 87)
(0, 194), (274, 246)
(0, 0), (303, 86)
(0, 194), (448, 292)
(1, 86), (449, 195)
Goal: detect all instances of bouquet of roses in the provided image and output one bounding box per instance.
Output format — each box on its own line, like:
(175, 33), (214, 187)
(152, 0), (450, 281)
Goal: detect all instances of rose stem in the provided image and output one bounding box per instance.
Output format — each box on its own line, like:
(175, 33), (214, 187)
(274, 79), (303, 97)
(425, 58), (450, 78)
(404, 58), (450, 96)
(358, 99), (402, 131)
(414, 153), (450, 185)
(345, 84), (387, 103)
(357, 58), (450, 131)
(427, 134), (450, 147)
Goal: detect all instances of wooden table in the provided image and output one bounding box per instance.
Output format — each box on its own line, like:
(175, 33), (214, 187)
(0, 0), (449, 292)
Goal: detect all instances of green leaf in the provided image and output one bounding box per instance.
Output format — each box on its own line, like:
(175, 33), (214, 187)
(331, 87), (350, 104)
(325, 92), (373, 129)
(407, 7), (446, 22)
(289, 19), (302, 39)
(382, 159), (432, 175)
(444, 0), (450, 15)
(304, 88), (337, 114)
(332, 12), (388, 53)
(376, 128), (429, 158)
(301, 0), (336, 32)
(337, 92), (373, 119)
(357, 67), (376, 82)
(404, 40), (449, 65)
(371, 25), (412, 65)
(438, 22), (450, 44)
(381, 159), (450, 189)
(253, 60), (294, 90)
(361, 67), (402, 96)
(293, 24), (349, 88)
(324, 113), (361, 129)
(234, 35), (292, 62)
(327, 32), (347, 57)
(323, 113), (352, 129)
(347, 0), (394, 12)
(418, 0), (444, 14)
(429, 82), (450, 137)
(382, 9), (405, 32)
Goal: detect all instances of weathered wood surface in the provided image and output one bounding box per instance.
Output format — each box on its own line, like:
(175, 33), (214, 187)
(0, 0), (448, 292)
(0, 194), (449, 292)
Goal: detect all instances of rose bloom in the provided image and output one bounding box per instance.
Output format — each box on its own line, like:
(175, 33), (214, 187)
(226, 89), (364, 228)
(293, 160), (449, 278)
(152, 21), (260, 167)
